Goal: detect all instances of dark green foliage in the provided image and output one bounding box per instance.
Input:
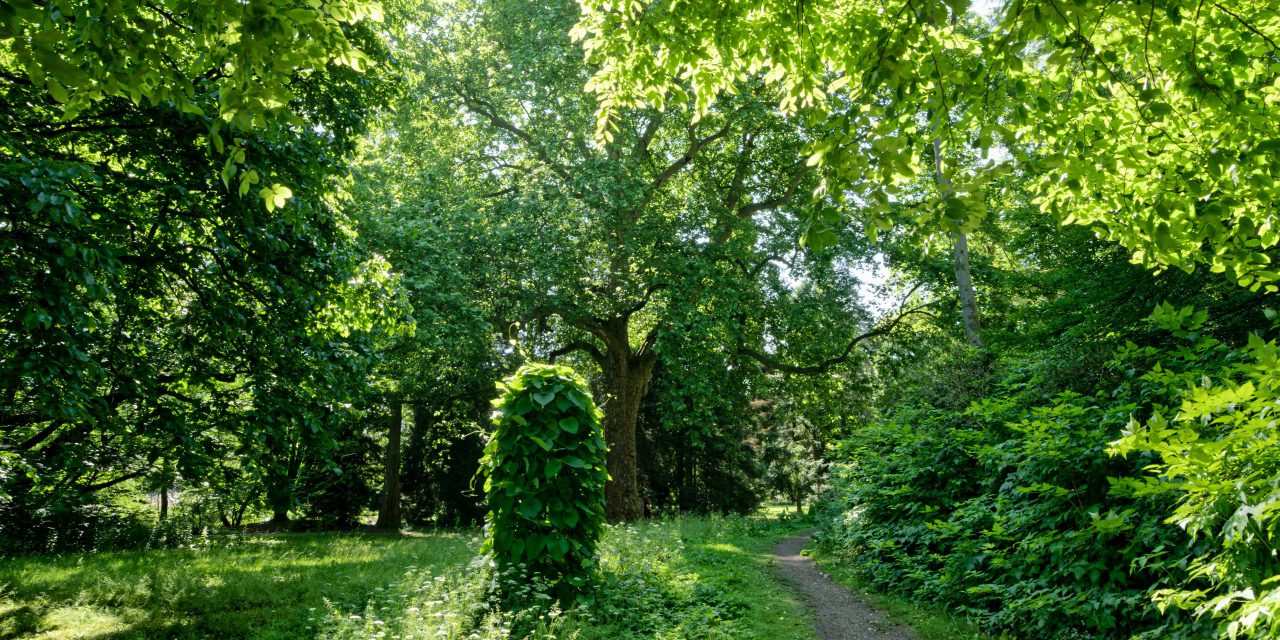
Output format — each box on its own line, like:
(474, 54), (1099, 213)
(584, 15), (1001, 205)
(0, 10), (409, 548)
(0, 480), (201, 556)
(815, 343), (1219, 639)
(810, 172), (1278, 640)
(481, 363), (607, 599)
(637, 360), (761, 516)
(401, 398), (489, 527)
(297, 414), (382, 530)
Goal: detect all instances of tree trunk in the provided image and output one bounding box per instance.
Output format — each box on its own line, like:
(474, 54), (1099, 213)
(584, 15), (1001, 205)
(375, 400), (403, 531)
(951, 230), (983, 347)
(930, 136), (984, 347)
(266, 452), (292, 526)
(159, 486), (169, 521)
(597, 320), (656, 522)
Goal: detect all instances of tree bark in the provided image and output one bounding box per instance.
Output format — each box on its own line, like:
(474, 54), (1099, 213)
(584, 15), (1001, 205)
(375, 400), (404, 531)
(951, 230), (983, 347)
(595, 319), (656, 522)
(931, 136), (984, 347)
(159, 486), (169, 521)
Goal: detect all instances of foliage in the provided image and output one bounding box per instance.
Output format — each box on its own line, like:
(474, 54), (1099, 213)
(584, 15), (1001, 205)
(1112, 307), (1280, 639)
(297, 413), (383, 529)
(575, 0), (1280, 289)
(0, 0), (411, 547)
(637, 358), (762, 516)
(401, 398), (489, 527)
(481, 363), (608, 600)
(0, 479), (203, 556)
(814, 341), (1217, 639)
(758, 397), (826, 513)
(1, 0), (388, 207)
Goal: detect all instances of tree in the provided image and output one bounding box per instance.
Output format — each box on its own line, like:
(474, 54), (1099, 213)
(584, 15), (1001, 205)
(358, 0), (899, 520)
(575, 0), (1280, 292)
(374, 401), (403, 530)
(2, 0), (388, 206)
(1, 0), (411, 543)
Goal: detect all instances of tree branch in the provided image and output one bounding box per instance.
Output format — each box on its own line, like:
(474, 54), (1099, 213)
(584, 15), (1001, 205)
(736, 162), (813, 218)
(639, 118), (738, 212)
(738, 282), (928, 374)
(78, 468), (149, 492)
(451, 83), (575, 183)
(548, 340), (607, 366)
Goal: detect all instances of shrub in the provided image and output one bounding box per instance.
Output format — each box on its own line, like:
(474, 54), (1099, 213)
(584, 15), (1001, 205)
(480, 363), (607, 601)
(814, 318), (1224, 639)
(1111, 306), (1280, 639)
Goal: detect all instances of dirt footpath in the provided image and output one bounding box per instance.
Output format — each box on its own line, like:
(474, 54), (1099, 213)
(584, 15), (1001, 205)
(773, 536), (918, 640)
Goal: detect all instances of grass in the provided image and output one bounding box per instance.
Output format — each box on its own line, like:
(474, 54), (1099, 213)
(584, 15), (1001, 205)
(0, 532), (476, 639)
(0, 516), (816, 640)
(808, 547), (994, 640)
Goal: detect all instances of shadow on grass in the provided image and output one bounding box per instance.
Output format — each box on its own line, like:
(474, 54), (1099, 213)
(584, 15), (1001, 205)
(1, 517), (814, 640)
(0, 533), (477, 640)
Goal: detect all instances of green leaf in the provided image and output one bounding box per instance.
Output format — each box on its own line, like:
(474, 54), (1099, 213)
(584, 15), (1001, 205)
(545, 458), (563, 478)
(517, 497), (543, 519)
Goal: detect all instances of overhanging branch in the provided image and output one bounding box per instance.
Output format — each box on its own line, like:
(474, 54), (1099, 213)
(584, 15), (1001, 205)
(738, 282), (929, 374)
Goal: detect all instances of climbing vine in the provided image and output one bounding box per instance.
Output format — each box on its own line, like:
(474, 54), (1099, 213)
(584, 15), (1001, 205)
(480, 363), (607, 600)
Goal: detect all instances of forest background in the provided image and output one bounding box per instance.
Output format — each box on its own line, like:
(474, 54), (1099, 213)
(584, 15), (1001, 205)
(1, 0), (1278, 638)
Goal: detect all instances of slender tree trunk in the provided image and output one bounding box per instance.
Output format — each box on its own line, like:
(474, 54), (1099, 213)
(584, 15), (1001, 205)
(376, 400), (403, 531)
(266, 442), (292, 526)
(951, 230), (983, 346)
(159, 486), (169, 521)
(931, 136), (984, 347)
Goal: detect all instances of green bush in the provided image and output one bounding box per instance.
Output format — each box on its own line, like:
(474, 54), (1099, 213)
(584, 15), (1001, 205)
(814, 319), (1226, 639)
(1111, 306), (1280, 639)
(480, 363), (607, 601)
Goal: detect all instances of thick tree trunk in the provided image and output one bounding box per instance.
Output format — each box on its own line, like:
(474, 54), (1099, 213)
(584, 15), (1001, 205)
(375, 400), (403, 531)
(596, 320), (656, 522)
(267, 485), (290, 525)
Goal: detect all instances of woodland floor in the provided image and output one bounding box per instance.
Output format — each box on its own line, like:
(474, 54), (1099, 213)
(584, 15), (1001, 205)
(0, 513), (955, 640)
(0, 516), (820, 640)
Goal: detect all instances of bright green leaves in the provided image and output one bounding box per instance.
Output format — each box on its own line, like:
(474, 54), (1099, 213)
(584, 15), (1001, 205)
(480, 363), (607, 600)
(260, 184), (293, 212)
(1110, 313), (1280, 639)
(577, 0), (1280, 293)
(0, 0), (387, 212)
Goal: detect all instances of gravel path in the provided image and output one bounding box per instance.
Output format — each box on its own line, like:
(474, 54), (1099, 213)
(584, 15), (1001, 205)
(774, 535), (918, 640)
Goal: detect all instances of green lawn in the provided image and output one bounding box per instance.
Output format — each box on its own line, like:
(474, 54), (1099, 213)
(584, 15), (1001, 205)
(0, 517), (814, 640)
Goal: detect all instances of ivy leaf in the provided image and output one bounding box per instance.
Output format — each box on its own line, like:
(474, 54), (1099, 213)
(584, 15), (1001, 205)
(517, 497), (543, 519)
(545, 458), (563, 478)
